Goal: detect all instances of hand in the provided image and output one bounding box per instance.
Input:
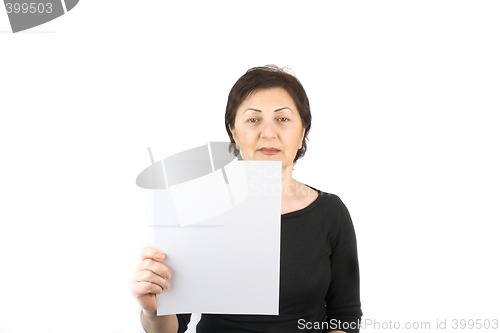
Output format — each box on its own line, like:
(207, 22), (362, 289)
(131, 247), (171, 315)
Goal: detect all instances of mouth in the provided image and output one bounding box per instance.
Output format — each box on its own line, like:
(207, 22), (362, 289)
(258, 147), (281, 155)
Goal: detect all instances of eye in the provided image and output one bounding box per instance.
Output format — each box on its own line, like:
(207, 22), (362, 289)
(246, 117), (259, 123)
(277, 117), (290, 122)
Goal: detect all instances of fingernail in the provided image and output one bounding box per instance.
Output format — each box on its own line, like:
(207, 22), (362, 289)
(155, 252), (164, 260)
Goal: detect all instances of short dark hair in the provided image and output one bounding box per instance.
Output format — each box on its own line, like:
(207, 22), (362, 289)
(225, 65), (312, 163)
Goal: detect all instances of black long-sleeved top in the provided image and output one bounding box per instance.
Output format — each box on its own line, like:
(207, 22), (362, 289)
(176, 190), (362, 333)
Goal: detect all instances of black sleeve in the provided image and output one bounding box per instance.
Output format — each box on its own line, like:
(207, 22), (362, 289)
(326, 197), (362, 333)
(176, 314), (192, 333)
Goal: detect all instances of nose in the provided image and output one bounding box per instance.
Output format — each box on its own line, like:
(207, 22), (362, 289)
(259, 120), (277, 139)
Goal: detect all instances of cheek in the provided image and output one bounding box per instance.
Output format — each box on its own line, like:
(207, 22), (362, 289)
(238, 136), (257, 151)
(234, 127), (256, 143)
(290, 128), (305, 148)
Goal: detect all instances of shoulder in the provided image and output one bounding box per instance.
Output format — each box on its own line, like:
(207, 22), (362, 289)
(309, 188), (353, 228)
(318, 190), (341, 203)
(309, 187), (345, 211)
(308, 190), (359, 250)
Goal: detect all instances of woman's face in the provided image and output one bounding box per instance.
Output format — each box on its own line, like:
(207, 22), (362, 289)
(230, 87), (305, 169)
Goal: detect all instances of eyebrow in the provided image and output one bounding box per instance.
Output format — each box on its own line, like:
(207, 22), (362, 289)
(244, 107), (294, 113)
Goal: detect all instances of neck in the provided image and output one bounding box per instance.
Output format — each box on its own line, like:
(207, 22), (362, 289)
(281, 164), (298, 198)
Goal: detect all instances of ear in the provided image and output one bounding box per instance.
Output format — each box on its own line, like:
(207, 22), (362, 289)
(299, 128), (306, 149)
(230, 127), (238, 145)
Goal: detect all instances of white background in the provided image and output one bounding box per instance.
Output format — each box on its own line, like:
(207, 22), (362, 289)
(1, 1), (499, 332)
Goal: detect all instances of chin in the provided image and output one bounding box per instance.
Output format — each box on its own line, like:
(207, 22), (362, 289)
(242, 152), (284, 162)
(256, 155), (282, 161)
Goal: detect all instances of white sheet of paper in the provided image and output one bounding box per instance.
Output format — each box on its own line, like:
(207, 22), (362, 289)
(149, 160), (281, 315)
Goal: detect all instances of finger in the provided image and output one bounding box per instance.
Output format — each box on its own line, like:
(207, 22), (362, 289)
(140, 259), (171, 279)
(132, 281), (166, 297)
(141, 247), (166, 262)
(135, 269), (170, 291)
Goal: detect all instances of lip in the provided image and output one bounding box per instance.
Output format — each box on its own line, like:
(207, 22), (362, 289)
(258, 147), (281, 155)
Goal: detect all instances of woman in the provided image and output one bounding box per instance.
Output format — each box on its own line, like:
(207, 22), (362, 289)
(132, 65), (362, 333)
